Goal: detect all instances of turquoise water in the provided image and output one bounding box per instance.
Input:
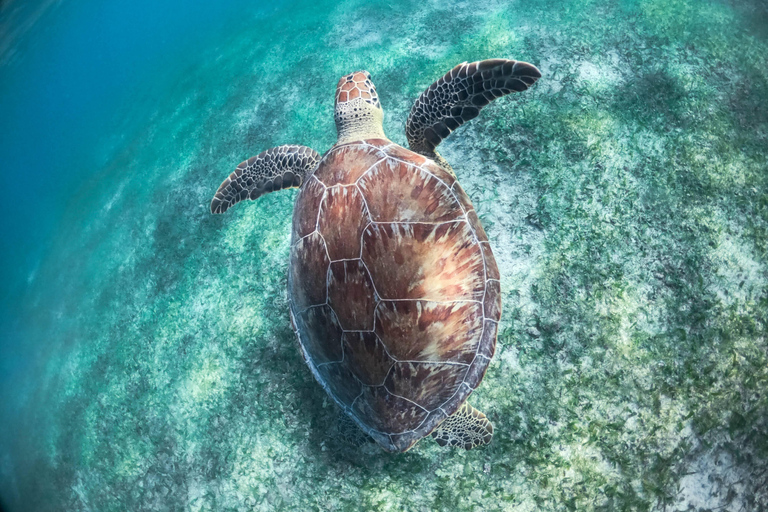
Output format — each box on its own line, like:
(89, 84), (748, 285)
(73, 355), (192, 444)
(1, 0), (767, 510)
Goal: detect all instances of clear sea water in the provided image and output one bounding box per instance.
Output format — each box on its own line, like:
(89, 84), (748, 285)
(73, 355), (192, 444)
(1, 0), (767, 510)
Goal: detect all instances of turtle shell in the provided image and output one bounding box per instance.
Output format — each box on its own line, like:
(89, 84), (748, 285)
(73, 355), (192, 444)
(288, 138), (500, 452)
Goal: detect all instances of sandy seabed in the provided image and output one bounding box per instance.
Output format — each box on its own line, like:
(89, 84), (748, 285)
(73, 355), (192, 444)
(1, 0), (767, 510)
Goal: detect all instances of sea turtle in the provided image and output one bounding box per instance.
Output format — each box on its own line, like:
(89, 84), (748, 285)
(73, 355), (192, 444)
(210, 59), (541, 452)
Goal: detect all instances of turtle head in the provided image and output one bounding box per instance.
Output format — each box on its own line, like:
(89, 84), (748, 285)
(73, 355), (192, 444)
(334, 70), (387, 144)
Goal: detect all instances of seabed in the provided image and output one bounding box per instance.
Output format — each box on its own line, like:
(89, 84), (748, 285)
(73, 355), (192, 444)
(0, 0), (766, 510)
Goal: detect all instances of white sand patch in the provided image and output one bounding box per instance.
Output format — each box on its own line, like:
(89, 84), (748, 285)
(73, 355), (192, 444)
(677, 441), (750, 511)
(577, 50), (625, 91)
(709, 215), (767, 311)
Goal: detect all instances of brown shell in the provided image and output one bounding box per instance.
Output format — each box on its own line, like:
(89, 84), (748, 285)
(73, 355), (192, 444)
(288, 139), (500, 452)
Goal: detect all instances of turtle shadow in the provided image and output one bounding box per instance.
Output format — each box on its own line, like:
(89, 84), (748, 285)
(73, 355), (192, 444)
(232, 324), (386, 461)
(228, 316), (434, 470)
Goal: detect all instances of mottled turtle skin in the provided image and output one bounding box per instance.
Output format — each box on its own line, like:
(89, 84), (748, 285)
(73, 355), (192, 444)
(288, 138), (500, 453)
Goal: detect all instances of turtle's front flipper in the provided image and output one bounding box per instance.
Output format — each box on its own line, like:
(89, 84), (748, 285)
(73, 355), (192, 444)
(210, 145), (321, 214)
(431, 402), (493, 450)
(406, 59), (541, 170)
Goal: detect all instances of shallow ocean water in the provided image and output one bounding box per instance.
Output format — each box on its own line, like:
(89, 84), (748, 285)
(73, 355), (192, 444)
(1, 0), (767, 510)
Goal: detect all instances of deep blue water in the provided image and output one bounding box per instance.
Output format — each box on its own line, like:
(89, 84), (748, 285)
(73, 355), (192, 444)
(0, 0), (275, 297)
(0, 3), (283, 499)
(0, 0), (278, 414)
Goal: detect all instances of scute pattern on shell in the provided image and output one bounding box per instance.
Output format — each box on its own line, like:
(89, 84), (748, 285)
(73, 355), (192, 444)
(288, 139), (500, 452)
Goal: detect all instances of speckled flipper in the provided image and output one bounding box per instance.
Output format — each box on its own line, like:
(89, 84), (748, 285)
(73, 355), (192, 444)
(431, 402), (493, 450)
(406, 59), (541, 169)
(210, 145), (321, 214)
(336, 413), (373, 447)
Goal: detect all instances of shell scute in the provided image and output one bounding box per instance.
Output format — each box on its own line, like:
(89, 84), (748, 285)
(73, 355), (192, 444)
(352, 386), (429, 434)
(342, 331), (394, 386)
(316, 363), (362, 406)
(421, 158), (457, 188)
(317, 185), (369, 260)
(463, 354), (492, 392)
(358, 159), (462, 223)
(313, 143), (383, 186)
(381, 143), (426, 166)
(450, 181), (474, 212)
(466, 210), (489, 242)
(483, 279), (501, 320)
(361, 222), (485, 301)
(296, 305), (343, 365)
(328, 260), (376, 330)
(291, 177), (325, 239)
(478, 320), (498, 359)
(389, 409), (446, 450)
(384, 362), (469, 411)
(374, 300), (483, 364)
(290, 232), (329, 309)
(480, 242), (500, 280)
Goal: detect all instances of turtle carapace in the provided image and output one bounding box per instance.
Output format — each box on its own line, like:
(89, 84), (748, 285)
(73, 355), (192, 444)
(210, 60), (541, 452)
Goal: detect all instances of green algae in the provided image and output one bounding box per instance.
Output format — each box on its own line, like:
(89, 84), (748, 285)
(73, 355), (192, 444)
(1, 0), (767, 510)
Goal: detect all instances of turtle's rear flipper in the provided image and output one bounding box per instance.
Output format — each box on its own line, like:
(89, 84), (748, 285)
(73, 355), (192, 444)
(210, 145), (321, 214)
(432, 402), (493, 450)
(337, 413), (374, 448)
(406, 59), (541, 170)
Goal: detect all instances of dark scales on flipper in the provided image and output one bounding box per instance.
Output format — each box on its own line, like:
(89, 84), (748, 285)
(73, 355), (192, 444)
(336, 413), (374, 448)
(211, 144), (321, 214)
(431, 402), (493, 450)
(406, 59), (541, 171)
